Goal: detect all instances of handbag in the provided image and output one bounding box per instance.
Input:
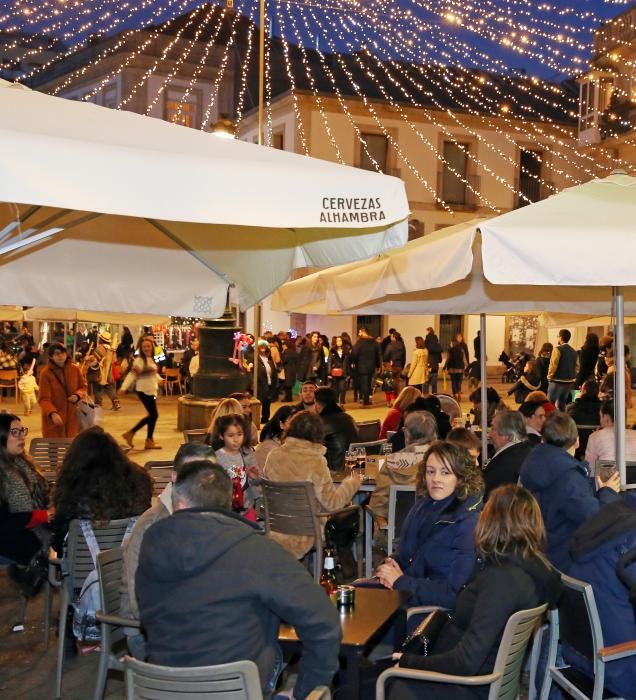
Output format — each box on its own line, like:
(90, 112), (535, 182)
(77, 399), (103, 432)
(400, 609), (449, 656)
(331, 367), (344, 378)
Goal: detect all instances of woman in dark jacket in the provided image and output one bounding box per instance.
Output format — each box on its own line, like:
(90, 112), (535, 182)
(383, 332), (407, 399)
(0, 414), (49, 572)
(327, 336), (350, 404)
(576, 333), (599, 387)
(507, 360), (542, 404)
(386, 485), (562, 700)
(297, 332), (325, 384)
(314, 387), (358, 471)
(445, 333), (470, 402)
(253, 341), (279, 424)
(52, 427), (152, 554)
(280, 339), (298, 403)
(536, 342), (553, 393)
(375, 441), (483, 608)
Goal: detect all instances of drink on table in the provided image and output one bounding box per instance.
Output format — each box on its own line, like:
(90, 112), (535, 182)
(320, 549), (337, 598)
(344, 449), (356, 471)
(355, 446), (366, 472)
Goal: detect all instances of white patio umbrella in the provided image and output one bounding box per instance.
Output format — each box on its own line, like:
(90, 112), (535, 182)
(481, 171), (636, 488)
(0, 79), (409, 318)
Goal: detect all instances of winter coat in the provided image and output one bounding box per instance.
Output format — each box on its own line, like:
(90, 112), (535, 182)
(536, 355), (551, 392)
(393, 493), (482, 608)
(407, 347), (428, 386)
(327, 348), (349, 379)
(383, 340), (406, 368)
(399, 554), (562, 699)
(446, 342), (469, 373)
(38, 358), (87, 438)
(520, 443), (621, 572)
(351, 337), (382, 375)
(576, 345), (599, 386)
(424, 332), (443, 364)
(507, 373), (541, 404)
(0, 502), (43, 564)
(380, 407), (403, 440)
(483, 441), (534, 500)
(565, 396), (601, 427)
(319, 405), (359, 471)
(255, 352), (279, 402)
(263, 437), (358, 558)
(281, 346), (298, 389)
(297, 343), (324, 382)
(137, 507), (341, 700)
(566, 498), (636, 700)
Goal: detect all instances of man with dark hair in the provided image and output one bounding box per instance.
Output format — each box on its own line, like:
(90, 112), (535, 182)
(351, 327), (382, 406)
(121, 443), (217, 658)
(295, 379), (317, 413)
(137, 461), (341, 699)
(423, 327), (442, 394)
(518, 401), (547, 446)
(520, 411), (621, 571)
(483, 411), (533, 499)
(547, 328), (579, 410)
(314, 386), (358, 470)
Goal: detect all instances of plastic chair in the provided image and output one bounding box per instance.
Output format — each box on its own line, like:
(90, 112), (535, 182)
(364, 484), (416, 577)
(377, 603), (548, 700)
(183, 429), (208, 443)
(29, 437), (73, 487)
(163, 367), (183, 395)
(0, 368), (19, 403)
(349, 439), (388, 455)
(539, 574), (636, 700)
(436, 393), (461, 421)
(259, 479), (363, 582)
(124, 656), (331, 699)
(94, 547), (140, 700)
(356, 419), (381, 442)
(144, 460), (174, 497)
(44, 518), (135, 699)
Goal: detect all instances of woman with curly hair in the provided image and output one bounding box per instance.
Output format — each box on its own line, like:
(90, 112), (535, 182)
(0, 413), (49, 569)
(374, 441), (483, 608)
(387, 485), (561, 700)
(52, 427), (152, 554)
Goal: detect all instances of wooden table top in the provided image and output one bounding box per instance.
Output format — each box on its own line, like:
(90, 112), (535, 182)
(333, 456), (383, 488)
(279, 588), (408, 648)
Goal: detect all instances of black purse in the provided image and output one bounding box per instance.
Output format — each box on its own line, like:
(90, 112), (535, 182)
(400, 609), (449, 656)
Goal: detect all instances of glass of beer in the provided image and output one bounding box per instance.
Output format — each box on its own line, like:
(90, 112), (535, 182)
(355, 446), (367, 473)
(344, 450), (356, 471)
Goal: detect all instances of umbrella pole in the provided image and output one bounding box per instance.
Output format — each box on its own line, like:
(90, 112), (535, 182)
(613, 286), (626, 489)
(252, 304), (261, 400)
(479, 314), (488, 466)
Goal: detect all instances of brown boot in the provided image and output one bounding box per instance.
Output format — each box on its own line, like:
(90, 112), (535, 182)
(122, 430), (134, 448)
(145, 439), (162, 450)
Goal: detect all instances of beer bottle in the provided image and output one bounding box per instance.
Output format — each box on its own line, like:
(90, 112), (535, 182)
(320, 549), (337, 596)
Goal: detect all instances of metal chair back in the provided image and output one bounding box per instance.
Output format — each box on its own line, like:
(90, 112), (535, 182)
(124, 656), (264, 700)
(349, 439), (387, 455)
(144, 460), (174, 497)
(387, 485), (417, 555)
(489, 604), (548, 700)
(356, 419), (381, 442)
(29, 437), (73, 485)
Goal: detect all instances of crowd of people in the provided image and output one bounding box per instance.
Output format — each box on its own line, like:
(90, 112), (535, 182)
(1, 321), (635, 700)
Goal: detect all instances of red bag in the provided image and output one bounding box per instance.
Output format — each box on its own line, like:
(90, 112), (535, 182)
(331, 368), (344, 378)
(231, 478), (244, 511)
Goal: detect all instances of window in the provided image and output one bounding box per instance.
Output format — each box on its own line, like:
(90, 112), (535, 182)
(579, 78), (613, 132)
(356, 316), (382, 340)
(272, 132), (284, 150)
(164, 87), (198, 129)
(439, 315), (463, 351)
(359, 133), (388, 172)
(518, 149), (543, 207)
(441, 141), (469, 205)
(102, 85), (117, 109)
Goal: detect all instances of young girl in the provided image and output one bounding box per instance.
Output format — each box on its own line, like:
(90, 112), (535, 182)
(120, 338), (161, 450)
(211, 414), (259, 522)
(18, 361), (38, 416)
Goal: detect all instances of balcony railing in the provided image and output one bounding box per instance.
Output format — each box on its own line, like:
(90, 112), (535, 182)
(515, 180), (554, 208)
(437, 172), (481, 210)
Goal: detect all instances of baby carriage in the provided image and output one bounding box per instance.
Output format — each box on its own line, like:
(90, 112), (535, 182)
(499, 351), (517, 383)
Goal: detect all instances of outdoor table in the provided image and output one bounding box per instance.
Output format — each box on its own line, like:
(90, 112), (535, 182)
(279, 588), (408, 699)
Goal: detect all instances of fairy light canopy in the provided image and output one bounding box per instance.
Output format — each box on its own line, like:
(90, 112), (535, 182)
(0, 0), (634, 214)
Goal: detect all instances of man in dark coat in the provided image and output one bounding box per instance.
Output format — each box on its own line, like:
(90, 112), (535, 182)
(351, 327), (382, 406)
(547, 328), (579, 410)
(314, 387), (358, 470)
(483, 411), (533, 499)
(137, 461), (341, 700)
(520, 411), (621, 572)
(424, 327), (443, 394)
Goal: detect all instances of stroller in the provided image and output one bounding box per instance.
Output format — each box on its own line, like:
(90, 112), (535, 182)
(499, 351), (531, 384)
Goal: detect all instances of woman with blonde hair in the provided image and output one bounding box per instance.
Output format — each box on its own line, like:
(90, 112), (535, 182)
(387, 484), (561, 700)
(379, 385), (422, 439)
(206, 397), (258, 446)
(407, 336), (428, 392)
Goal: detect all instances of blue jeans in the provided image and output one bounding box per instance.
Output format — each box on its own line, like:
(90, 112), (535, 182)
(547, 382), (574, 411)
(424, 372), (438, 395)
